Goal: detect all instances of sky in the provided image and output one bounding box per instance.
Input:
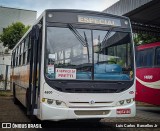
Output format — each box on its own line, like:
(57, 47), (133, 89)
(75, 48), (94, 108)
(0, 0), (119, 17)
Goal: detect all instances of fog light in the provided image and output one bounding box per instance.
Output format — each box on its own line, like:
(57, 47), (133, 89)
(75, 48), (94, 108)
(126, 99), (131, 104)
(56, 100), (62, 105)
(47, 99), (53, 104)
(119, 100), (124, 105)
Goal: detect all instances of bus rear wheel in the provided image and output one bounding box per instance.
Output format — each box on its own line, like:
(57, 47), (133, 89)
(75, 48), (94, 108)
(13, 83), (19, 105)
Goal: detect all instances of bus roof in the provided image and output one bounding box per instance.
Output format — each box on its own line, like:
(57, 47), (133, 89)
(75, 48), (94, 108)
(12, 9), (130, 52)
(45, 9), (129, 20)
(137, 42), (160, 50)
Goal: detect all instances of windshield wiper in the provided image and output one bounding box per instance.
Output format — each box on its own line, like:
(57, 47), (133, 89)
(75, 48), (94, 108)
(68, 24), (90, 62)
(68, 24), (87, 47)
(97, 27), (113, 63)
(100, 27), (113, 49)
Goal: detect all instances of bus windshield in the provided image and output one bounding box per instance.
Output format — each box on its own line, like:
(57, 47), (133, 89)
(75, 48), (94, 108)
(46, 26), (134, 81)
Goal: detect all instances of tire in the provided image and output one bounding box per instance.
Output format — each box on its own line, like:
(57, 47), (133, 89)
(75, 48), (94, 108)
(26, 88), (31, 116)
(13, 83), (19, 105)
(30, 115), (39, 123)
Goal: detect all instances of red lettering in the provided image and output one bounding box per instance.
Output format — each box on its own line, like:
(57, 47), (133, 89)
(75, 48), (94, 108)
(72, 70), (75, 73)
(58, 74), (62, 77)
(56, 69), (76, 79)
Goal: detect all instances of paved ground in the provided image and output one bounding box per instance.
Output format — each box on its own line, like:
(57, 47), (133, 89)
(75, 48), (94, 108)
(0, 96), (30, 122)
(0, 91), (160, 131)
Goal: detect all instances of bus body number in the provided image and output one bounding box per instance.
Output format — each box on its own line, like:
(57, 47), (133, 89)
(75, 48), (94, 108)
(44, 91), (53, 94)
(144, 75), (153, 80)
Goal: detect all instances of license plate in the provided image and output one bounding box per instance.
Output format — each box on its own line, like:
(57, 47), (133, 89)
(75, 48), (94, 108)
(116, 109), (131, 114)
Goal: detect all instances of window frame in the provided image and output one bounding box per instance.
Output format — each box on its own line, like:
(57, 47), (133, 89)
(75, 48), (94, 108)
(27, 37), (31, 64)
(136, 47), (156, 68)
(45, 24), (134, 81)
(155, 47), (160, 67)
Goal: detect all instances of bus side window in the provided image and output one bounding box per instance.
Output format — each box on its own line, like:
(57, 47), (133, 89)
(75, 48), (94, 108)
(27, 35), (31, 63)
(16, 47), (18, 67)
(14, 49), (16, 67)
(11, 53), (13, 67)
(16, 46), (19, 66)
(11, 51), (15, 67)
(23, 39), (26, 65)
(19, 43), (22, 66)
(156, 47), (160, 66)
(20, 41), (24, 65)
(25, 35), (29, 64)
(17, 45), (20, 66)
(13, 51), (15, 67)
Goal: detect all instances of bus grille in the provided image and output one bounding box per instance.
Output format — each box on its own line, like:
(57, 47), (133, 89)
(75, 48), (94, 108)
(57, 88), (120, 93)
(74, 110), (110, 115)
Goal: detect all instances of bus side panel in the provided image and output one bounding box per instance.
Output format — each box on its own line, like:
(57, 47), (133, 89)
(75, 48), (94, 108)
(12, 65), (30, 107)
(136, 67), (160, 105)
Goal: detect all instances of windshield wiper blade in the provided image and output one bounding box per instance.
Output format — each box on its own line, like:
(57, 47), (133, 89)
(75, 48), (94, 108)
(96, 28), (113, 63)
(68, 24), (90, 63)
(68, 24), (87, 47)
(100, 27), (113, 49)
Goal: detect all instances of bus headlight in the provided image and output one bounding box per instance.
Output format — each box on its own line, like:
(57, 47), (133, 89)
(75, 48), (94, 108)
(119, 100), (124, 105)
(116, 98), (134, 106)
(44, 98), (67, 108)
(47, 99), (54, 104)
(126, 99), (131, 104)
(56, 100), (62, 105)
(55, 100), (66, 107)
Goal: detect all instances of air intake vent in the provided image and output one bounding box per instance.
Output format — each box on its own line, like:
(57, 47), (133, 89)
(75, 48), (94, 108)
(74, 110), (110, 115)
(63, 88), (118, 93)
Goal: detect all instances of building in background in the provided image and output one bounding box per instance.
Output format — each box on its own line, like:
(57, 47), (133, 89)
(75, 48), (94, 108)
(103, 0), (152, 16)
(103, 0), (160, 35)
(0, 6), (37, 89)
(0, 6), (37, 65)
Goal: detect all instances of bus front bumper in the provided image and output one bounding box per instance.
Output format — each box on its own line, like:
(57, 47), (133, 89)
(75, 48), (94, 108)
(41, 102), (136, 121)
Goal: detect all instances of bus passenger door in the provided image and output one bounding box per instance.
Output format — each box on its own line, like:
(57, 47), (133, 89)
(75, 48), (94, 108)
(27, 24), (42, 116)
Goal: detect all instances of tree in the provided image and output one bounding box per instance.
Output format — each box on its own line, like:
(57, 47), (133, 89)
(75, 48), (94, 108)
(0, 22), (30, 49)
(134, 33), (160, 46)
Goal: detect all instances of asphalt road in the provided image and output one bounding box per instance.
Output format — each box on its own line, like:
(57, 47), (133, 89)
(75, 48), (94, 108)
(0, 94), (160, 130)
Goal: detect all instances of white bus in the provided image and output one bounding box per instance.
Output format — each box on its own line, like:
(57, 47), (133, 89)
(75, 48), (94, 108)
(11, 9), (136, 121)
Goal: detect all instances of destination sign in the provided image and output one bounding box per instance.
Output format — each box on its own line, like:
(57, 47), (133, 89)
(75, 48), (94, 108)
(78, 15), (121, 26)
